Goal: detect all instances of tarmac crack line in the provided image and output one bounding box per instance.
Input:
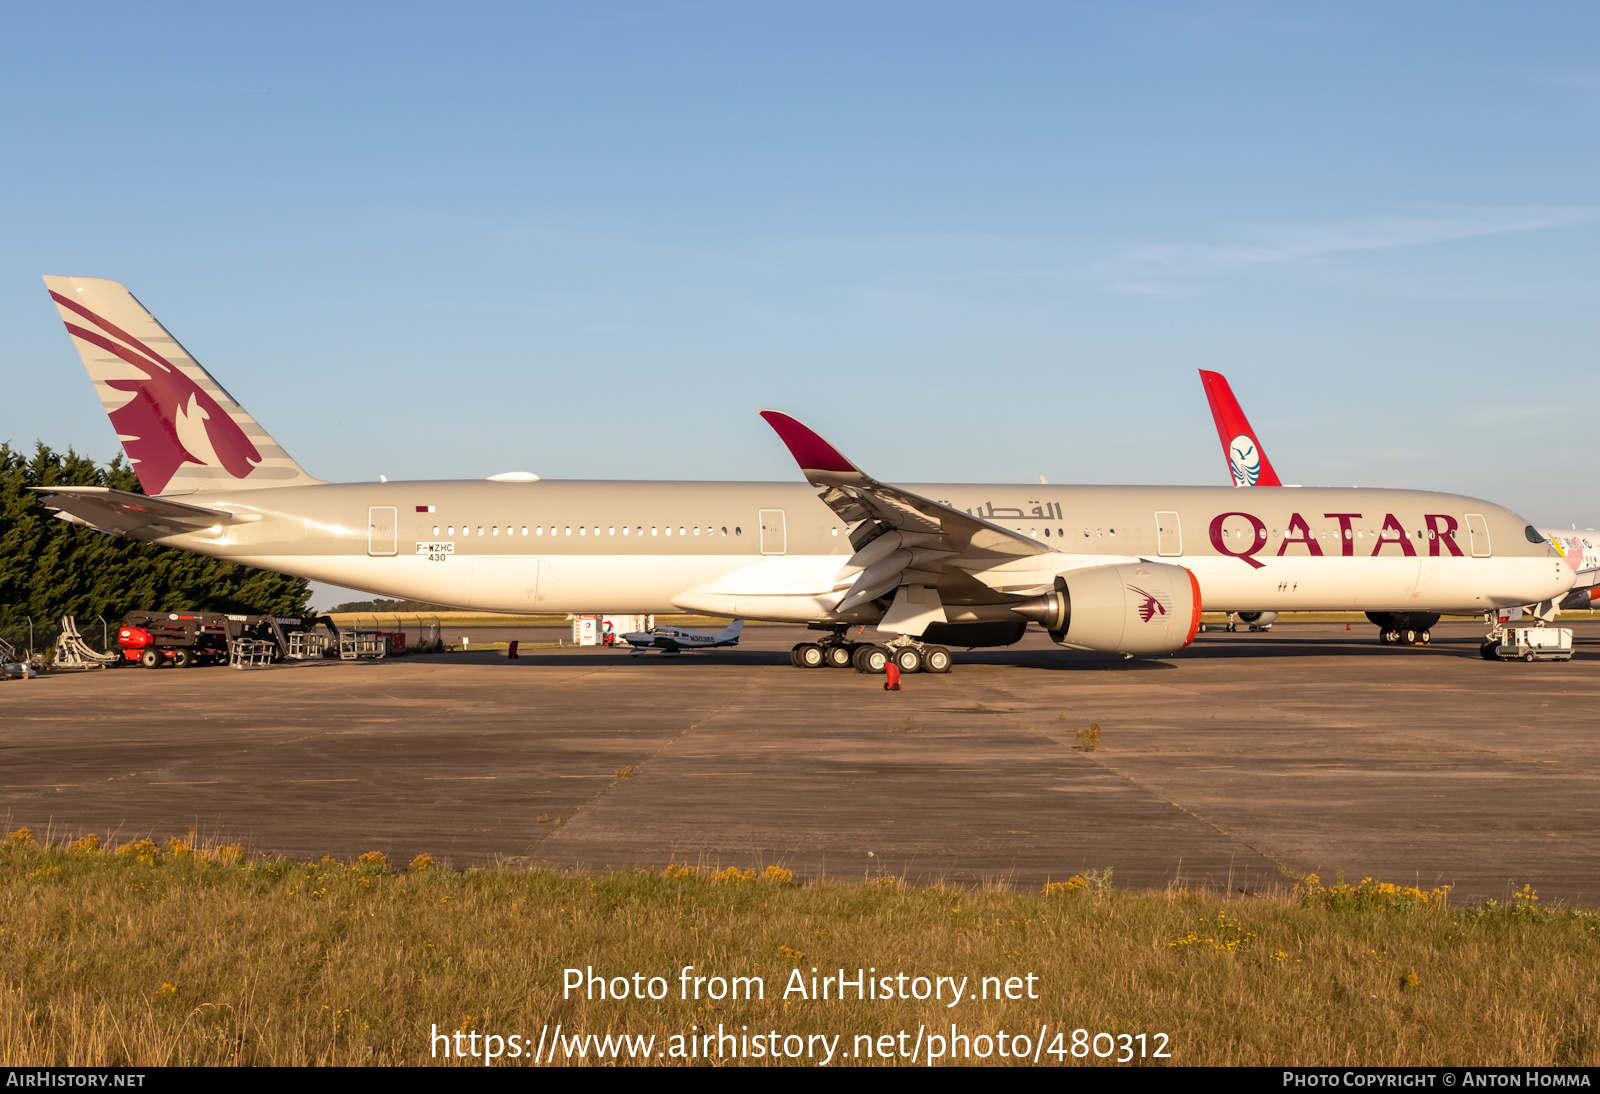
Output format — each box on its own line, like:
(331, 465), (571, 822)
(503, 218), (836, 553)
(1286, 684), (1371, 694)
(979, 683), (1283, 883)
(514, 665), (777, 860)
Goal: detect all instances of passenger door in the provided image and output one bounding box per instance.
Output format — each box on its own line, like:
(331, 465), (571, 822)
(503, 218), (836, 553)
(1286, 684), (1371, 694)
(759, 509), (787, 555)
(367, 507), (397, 556)
(1465, 513), (1492, 558)
(1155, 511), (1182, 556)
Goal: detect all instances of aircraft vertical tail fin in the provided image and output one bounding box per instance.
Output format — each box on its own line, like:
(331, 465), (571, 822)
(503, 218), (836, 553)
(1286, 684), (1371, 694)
(717, 619), (745, 643)
(1198, 370), (1282, 487)
(43, 276), (325, 495)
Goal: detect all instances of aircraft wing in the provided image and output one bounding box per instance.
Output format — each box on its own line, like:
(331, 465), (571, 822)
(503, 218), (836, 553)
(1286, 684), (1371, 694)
(31, 486), (242, 536)
(758, 411), (1063, 616)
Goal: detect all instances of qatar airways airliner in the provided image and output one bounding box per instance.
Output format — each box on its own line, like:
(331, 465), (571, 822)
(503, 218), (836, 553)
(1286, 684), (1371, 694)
(34, 277), (1575, 674)
(1198, 368), (1595, 648)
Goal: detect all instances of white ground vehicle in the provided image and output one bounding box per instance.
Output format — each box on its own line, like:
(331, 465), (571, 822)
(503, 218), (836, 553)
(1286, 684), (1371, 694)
(1484, 627), (1573, 662)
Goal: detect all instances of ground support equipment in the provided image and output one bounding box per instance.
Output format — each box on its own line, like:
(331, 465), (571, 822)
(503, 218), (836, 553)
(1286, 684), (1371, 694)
(337, 631), (388, 660)
(228, 638), (277, 669)
(1481, 625), (1573, 662)
(53, 616), (119, 669)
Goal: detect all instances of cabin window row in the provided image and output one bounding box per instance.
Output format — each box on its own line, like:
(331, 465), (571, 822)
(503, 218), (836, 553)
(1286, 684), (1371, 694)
(429, 524), (745, 538)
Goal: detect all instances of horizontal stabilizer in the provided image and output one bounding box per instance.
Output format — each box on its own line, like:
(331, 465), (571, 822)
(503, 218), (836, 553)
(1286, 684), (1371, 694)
(32, 486), (243, 536)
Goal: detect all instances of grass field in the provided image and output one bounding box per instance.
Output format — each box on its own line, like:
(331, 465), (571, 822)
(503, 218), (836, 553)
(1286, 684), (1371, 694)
(2, 829), (1596, 1067)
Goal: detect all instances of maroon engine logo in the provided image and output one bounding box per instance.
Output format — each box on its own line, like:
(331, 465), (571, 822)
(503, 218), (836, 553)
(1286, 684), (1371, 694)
(1127, 584), (1171, 623)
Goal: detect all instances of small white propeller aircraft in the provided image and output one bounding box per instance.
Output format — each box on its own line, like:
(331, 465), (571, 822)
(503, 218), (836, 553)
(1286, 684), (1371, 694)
(621, 619), (744, 656)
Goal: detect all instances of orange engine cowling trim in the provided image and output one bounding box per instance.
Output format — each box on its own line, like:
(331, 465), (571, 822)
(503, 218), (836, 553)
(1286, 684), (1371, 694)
(1182, 569), (1203, 648)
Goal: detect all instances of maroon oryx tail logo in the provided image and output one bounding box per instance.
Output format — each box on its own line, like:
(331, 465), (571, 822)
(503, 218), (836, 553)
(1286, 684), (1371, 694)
(1127, 584), (1171, 623)
(51, 290), (261, 495)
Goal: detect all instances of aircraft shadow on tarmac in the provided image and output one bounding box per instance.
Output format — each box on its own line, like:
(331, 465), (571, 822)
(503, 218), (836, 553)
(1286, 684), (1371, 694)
(407, 631), (1591, 670)
(414, 649), (1178, 671)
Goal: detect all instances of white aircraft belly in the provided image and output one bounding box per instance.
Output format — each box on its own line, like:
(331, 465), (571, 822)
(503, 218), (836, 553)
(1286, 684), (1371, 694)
(1185, 555), (1568, 613)
(232, 553), (802, 614)
(232, 549), (1569, 621)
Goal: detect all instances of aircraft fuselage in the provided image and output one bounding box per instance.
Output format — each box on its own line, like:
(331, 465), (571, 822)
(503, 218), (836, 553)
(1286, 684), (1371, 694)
(141, 479), (1571, 620)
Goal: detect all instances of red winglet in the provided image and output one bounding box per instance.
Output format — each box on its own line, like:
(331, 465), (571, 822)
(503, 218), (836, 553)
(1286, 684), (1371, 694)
(757, 411), (861, 476)
(1198, 370), (1282, 487)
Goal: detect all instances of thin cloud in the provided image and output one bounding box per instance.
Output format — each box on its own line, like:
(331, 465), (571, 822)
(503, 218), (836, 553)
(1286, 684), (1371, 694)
(1110, 279), (1196, 298)
(1534, 69), (1600, 91)
(1121, 206), (1600, 277)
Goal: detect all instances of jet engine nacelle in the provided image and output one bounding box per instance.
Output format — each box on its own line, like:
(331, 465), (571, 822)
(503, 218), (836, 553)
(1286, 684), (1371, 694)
(1011, 561), (1202, 656)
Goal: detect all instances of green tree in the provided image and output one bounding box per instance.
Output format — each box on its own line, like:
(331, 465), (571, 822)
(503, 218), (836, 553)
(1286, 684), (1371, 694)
(0, 443), (311, 639)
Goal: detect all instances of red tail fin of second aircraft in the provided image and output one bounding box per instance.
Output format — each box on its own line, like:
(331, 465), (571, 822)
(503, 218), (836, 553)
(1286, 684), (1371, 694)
(1198, 370), (1282, 487)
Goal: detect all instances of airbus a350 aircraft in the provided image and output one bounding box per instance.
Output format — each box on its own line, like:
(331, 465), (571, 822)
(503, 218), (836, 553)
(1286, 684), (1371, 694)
(35, 277), (1575, 673)
(1198, 369), (1597, 645)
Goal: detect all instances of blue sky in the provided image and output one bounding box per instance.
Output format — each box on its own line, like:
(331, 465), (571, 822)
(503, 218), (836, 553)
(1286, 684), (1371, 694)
(4, 3), (1597, 604)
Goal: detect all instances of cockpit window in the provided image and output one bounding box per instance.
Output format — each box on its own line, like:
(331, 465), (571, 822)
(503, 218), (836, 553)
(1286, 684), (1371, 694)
(1525, 525), (1543, 544)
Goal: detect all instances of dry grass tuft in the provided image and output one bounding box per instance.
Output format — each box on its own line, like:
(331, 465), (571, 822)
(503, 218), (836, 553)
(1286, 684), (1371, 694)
(1044, 875), (1088, 894)
(1, 834), (1597, 1066)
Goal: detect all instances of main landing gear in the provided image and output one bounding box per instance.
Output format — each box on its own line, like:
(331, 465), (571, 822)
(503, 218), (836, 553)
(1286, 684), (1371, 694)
(790, 634), (952, 675)
(1378, 628), (1430, 646)
(1366, 612), (1439, 649)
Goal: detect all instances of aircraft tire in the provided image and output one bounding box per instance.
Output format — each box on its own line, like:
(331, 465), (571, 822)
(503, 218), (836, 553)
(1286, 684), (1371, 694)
(795, 643), (825, 669)
(824, 644), (854, 669)
(1404, 629), (1417, 645)
(1420, 631), (1431, 645)
(1480, 641), (1500, 661)
(892, 647), (922, 674)
(140, 649), (161, 670)
(922, 646), (952, 673)
(853, 644), (889, 674)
